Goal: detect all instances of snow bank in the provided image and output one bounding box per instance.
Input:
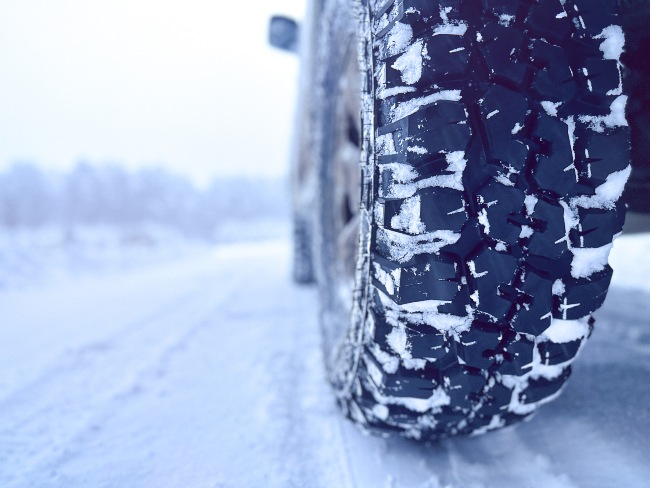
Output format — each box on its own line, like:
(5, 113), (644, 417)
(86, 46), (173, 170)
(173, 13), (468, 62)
(609, 232), (650, 292)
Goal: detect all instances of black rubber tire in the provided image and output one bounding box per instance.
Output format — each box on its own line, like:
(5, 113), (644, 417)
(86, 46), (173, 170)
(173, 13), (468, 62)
(292, 214), (317, 284)
(315, 0), (631, 441)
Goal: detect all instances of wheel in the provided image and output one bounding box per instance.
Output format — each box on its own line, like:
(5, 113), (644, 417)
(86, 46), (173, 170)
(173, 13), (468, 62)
(292, 213), (317, 284)
(313, 0), (631, 440)
(289, 0), (322, 286)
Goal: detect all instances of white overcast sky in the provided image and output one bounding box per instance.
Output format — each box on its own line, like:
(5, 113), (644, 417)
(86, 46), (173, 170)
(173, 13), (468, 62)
(0, 0), (304, 185)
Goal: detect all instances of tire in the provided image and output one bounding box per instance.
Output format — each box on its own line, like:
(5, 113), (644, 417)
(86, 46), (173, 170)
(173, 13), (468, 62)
(292, 214), (316, 284)
(314, 0), (631, 440)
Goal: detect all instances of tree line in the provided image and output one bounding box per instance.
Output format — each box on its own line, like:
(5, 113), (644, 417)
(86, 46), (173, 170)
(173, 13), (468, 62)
(0, 162), (289, 239)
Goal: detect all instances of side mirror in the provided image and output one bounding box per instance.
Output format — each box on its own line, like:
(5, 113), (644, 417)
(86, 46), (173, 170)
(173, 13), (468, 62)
(269, 15), (299, 53)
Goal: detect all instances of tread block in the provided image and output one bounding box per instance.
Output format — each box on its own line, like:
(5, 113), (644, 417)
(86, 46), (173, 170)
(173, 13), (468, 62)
(532, 113), (578, 197)
(416, 153), (461, 179)
(471, 248), (519, 320)
(520, 366), (571, 404)
(570, 203), (625, 248)
(377, 117), (408, 157)
(471, 248), (519, 287)
(378, 101), (470, 163)
(573, 0), (619, 36)
(386, 373), (437, 399)
(363, 352), (438, 400)
(575, 128), (631, 181)
(537, 339), (581, 366)
(499, 336), (535, 376)
(584, 57), (622, 96)
(565, 92), (620, 119)
(480, 85), (529, 169)
(398, 255), (460, 303)
(529, 39), (578, 102)
(398, 1), (466, 39)
(445, 369), (486, 408)
(429, 348), (462, 379)
(560, 267), (613, 319)
(524, 252), (573, 280)
(482, 381), (513, 415)
(385, 35), (469, 88)
(457, 327), (502, 369)
(478, 22), (527, 86)
(476, 182), (526, 244)
(404, 101), (471, 158)
(420, 187), (467, 233)
(527, 199), (567, 259)
(408, 327), (450, 360)
(437, 285), (472, 315)
(370, 296), (395, 350)
(421, 34), (471, 83)
(512, 269), (553, 335)
(525, 0), (571, 43)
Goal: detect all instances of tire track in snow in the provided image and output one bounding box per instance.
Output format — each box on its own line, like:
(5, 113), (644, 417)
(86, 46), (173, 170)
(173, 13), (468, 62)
(0, 240), (355, 488)
(47, 239), (354, 488)
(262, 302), (355, 488)
(0, 246), (259, 486)
(0, 285), (204, 409)
(1, 239), (649, 487)
(1, 296), (224, 485)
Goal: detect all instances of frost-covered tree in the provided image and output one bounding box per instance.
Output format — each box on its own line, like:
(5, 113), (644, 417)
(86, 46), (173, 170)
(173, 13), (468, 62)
(0, 162), (54, 227)
(0, 162), (289, 239)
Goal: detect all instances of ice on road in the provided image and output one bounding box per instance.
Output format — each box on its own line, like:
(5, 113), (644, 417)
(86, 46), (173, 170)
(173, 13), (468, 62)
(1, 236), (649, 487)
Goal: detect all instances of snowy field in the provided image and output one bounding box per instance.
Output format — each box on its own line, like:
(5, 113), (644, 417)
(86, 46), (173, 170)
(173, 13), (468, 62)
(1, 225), (649, 488)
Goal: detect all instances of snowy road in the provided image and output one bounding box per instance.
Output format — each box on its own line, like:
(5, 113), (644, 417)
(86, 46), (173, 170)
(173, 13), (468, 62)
(1, 237), (649, 487)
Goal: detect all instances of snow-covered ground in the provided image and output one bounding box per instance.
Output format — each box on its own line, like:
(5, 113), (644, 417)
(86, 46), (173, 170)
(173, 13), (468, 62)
(0, 225), (211, 289)
(1, 229), (649, 488)
(0, 220), (290, 289)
